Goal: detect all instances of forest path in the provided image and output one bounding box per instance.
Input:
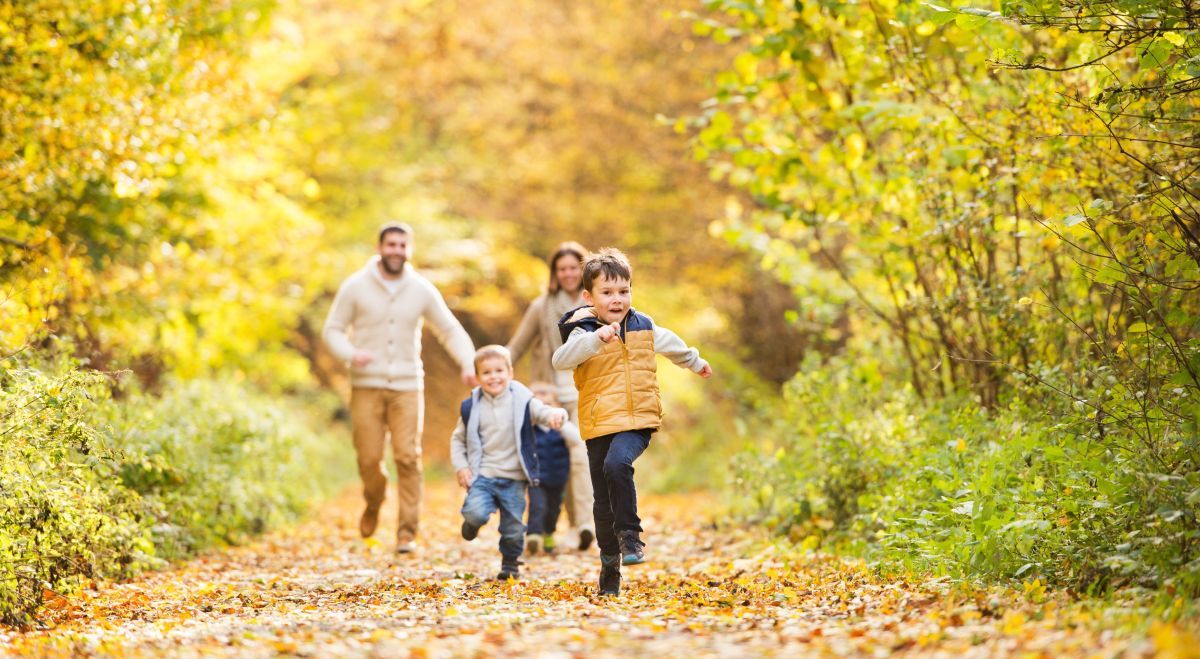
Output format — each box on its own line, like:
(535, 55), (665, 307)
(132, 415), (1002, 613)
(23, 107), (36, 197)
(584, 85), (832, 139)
(3, 481), (1148, 657)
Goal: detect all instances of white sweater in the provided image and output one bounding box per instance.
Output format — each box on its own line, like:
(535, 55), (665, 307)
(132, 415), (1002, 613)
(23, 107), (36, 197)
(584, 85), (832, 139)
(323, 257), (476, 391)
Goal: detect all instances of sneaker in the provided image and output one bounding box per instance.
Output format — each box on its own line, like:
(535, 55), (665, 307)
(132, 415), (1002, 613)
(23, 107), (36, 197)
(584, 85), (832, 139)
(543, 535), (557, 554)
(496, 559), (521, 581)
(461, 520), (480, 541)
(395, 540), (418, 554)
(359, 504), (381, 538)
(578, 528), (595, 551)
(599, 554), (621, 595)
(618, 530), (645, 565)
(526, 534), (543, 556)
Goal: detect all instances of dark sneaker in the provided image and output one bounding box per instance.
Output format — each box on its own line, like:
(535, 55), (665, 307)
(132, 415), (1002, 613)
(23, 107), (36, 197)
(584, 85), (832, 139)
(525, 534), (543, 556)
(461, 520), (480, 541)
(599, 554), (621, 595)
(360, 504), (381, 538)
(618, 530), (645, 565)
(578, 528), (595, 551)
(496, 559), (521, 581)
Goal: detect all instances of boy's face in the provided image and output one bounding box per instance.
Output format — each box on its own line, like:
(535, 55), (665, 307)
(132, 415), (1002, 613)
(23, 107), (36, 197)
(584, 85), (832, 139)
(583, 273), (632, 325)
(476, 357), (513, 397)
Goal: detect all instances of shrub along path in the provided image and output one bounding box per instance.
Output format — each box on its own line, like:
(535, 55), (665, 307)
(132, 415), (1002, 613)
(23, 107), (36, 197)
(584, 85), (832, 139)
(0, 481), (1179, 657)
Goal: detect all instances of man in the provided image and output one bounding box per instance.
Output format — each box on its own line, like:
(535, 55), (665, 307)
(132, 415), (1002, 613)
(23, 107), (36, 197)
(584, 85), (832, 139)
(324, 223), (478, 553)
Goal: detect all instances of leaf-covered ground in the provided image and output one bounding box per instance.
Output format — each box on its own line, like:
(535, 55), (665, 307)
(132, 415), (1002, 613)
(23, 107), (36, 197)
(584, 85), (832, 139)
(2, 482), (1190, 657)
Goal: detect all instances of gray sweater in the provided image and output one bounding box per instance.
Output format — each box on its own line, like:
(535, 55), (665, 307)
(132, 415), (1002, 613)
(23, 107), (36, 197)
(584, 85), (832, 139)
(323, 257), (476, 391)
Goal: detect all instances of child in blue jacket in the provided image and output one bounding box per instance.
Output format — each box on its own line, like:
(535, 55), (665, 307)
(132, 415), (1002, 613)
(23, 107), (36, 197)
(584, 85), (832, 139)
(525, 382), (585, 556)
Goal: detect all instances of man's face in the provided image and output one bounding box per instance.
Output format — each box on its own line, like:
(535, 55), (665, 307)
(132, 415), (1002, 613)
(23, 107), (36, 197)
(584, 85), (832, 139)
(476, 357), (513, 397)
(378, 231), (411, 275)
(583, 273), (632, 325)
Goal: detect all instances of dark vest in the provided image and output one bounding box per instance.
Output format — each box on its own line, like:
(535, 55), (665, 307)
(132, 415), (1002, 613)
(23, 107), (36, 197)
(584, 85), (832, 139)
(460, 396), (542, 486)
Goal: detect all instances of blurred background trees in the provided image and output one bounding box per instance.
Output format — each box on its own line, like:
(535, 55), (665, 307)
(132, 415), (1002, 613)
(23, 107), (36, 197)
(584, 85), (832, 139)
(3, 0), (1198, 617)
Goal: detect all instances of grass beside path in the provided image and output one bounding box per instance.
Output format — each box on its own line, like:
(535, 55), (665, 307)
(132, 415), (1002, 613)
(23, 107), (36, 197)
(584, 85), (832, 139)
(2, 480), (1193, 657)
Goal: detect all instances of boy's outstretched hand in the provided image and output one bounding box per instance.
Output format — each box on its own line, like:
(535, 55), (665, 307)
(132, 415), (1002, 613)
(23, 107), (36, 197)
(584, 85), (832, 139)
(698, 363), (713, 378)
(596, 321), (621, 343)
(546, 408), (567, 430)
(456, 468), (474, 489)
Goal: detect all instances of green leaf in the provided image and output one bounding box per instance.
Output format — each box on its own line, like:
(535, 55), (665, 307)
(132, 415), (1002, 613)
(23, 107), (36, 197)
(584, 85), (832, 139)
(1063, 213), (1088, 227)
(1138, 38), (1173, 70)
(924, 2), (960, 26)
(955, 13), (992, 30)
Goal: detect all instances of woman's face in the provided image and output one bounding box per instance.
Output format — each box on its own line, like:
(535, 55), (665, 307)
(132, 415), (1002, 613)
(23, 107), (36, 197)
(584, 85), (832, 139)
(555, 254), (583, 294)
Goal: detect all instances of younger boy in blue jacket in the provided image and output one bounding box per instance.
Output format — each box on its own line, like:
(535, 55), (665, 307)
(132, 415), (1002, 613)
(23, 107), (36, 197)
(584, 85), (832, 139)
(525, 382), (585, 556)
(450, 345), (568, 580)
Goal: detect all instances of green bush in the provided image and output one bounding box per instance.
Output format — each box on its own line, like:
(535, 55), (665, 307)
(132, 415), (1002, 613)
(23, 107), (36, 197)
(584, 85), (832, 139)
(0, 360), (353, 626)
(733, 355), (1200, 597)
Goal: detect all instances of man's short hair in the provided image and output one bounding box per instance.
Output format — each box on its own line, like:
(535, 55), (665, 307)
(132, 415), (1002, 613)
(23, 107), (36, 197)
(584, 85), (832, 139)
(473, 345), (512, 371)
(378, 222), (414, 244)
(582, 247), (632, 292)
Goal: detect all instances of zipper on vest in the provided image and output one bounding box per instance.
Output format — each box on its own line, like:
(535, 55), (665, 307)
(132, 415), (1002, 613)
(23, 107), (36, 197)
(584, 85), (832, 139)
(621, 316), (633, 422)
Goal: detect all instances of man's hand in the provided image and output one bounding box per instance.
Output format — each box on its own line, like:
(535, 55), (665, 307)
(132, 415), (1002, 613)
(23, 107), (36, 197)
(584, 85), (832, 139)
(456, 468), (474, 489)
(596, 321), (621, 344)
(351, 350), (376, 368)
(461, 368), (478, 388)
(697, 363), (713, 379)
(546, 408), (567, 430)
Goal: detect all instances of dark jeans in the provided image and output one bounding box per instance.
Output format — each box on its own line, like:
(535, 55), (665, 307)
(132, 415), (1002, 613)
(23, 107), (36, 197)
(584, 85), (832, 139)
(527, 484), (566, 536)
(461, 475), (526, 561)
(586, 429), (652, 556)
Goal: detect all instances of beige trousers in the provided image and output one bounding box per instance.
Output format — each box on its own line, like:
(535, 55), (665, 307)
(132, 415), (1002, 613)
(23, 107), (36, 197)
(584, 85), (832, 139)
(351, 388), (424, 542)
(562, 400), (594, 534)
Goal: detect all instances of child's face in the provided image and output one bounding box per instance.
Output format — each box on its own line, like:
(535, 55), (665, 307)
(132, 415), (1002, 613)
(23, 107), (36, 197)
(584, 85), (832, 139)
(532, 387), (557, 406)
(584, 273), (632, 325)
(476, 357), (513, 397)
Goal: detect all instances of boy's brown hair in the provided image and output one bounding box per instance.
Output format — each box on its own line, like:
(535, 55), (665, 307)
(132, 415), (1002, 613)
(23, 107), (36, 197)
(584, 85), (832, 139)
(581, 247), (632, 292)
(473, 345), (513, 371)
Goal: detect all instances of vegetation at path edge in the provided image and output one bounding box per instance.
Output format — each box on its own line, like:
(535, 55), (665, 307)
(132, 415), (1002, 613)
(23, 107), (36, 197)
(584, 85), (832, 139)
(689, 0), (1200, 600)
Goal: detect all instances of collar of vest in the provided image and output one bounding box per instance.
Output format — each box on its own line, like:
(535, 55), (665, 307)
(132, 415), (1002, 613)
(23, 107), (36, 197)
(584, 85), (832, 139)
(557, 305), (652, 343)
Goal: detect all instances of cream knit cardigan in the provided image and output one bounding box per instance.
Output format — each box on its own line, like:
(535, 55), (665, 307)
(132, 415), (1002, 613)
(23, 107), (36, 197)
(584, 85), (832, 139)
(323, 257), (476, 391)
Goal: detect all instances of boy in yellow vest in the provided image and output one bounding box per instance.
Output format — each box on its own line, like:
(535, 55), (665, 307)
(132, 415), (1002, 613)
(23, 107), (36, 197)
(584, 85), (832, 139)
(552, 248), (712, 596)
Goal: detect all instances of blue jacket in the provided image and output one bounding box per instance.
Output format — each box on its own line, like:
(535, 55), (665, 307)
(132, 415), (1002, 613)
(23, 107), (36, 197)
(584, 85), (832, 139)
(533, 426), (570, 488)
(458, 381), (542, 486)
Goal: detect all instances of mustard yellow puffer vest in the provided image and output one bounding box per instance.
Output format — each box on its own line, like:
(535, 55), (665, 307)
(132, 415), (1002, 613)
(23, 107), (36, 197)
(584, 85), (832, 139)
(558, 307), (662, 440)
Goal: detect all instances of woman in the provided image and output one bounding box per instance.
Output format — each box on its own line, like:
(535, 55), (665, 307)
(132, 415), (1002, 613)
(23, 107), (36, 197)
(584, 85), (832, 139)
(507, 241), (595, 551)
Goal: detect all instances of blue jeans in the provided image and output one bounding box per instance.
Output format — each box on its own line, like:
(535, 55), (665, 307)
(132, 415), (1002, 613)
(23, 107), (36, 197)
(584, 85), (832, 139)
(527, 484), (566, 536)
(461, 475), (526, 561)
(586, 430), (652, 556)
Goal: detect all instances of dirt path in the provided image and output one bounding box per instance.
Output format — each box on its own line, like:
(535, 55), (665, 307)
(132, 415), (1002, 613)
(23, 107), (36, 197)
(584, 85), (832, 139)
(1, 481), (1166, 657)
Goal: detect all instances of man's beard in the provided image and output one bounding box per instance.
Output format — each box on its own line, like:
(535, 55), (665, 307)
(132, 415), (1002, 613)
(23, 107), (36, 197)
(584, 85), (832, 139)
(380, 256), (406, 275)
